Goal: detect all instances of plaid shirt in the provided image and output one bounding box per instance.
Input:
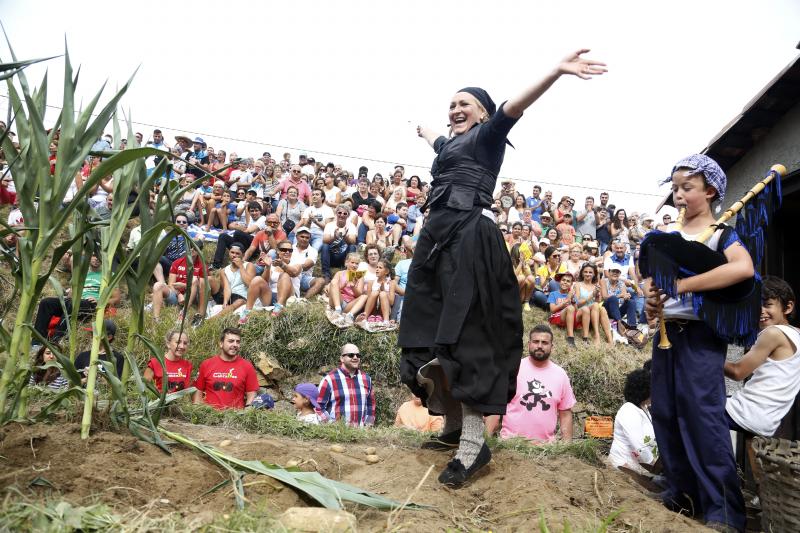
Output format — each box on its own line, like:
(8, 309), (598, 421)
(317, 366), (375, 427)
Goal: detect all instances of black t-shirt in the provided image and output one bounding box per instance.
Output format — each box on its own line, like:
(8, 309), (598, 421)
(351, 191), (375, 210)
(185, 150), (210, 178)
(75, 350), (124, 380)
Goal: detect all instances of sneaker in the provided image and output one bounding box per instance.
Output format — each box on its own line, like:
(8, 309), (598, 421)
(237, 310), (250, 325)
(523, 303), (531, 312)
(437, 443), (492, 487)
(144, 303), (153, 313)
(421, 429), (462, 451)
(566, 336), (576, 347)
(612, 329), (629, 344)
(271, 303), (284, 317)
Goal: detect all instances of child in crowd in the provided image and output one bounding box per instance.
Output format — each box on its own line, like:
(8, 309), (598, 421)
(361, 259), (395, 324)
(557, 213), (576, 245)
(329, 252), (368, 322)
(571, 262), (612, 345)
(293, 382), (324, 424)
(725, 276), (800, 437)
(547, 272), (580, 346)
(395, 393), (444, 432)
(645, 154), (750, 531)
(28, 344), (69, 390)
(204, 189), (236, 231)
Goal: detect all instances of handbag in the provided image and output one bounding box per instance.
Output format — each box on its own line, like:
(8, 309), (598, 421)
(282, 218), (296, 234)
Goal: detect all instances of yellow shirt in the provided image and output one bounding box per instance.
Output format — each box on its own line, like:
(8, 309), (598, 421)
(535, 262), (567, 289)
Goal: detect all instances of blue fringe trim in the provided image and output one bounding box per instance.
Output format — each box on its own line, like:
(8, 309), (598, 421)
(735, 173), (782, 271)
(691, 277), (761, 346)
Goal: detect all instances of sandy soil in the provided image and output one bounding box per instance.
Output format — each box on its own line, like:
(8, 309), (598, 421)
(0, 420), (710, 531)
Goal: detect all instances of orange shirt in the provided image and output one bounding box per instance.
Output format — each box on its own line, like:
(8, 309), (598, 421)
(394, 400), (443, 432)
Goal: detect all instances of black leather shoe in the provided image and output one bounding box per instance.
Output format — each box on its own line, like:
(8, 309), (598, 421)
(437, 443), (491, 487)
(421, 429), (461, 451)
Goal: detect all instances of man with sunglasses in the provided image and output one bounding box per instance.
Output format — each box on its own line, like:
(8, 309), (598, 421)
(273, 164), (311, 203)
(317, 344), (375, 426)
(194, 327), (259, 409)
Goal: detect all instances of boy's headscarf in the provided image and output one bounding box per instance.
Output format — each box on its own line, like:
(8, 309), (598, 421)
(663, 154), (727, 205)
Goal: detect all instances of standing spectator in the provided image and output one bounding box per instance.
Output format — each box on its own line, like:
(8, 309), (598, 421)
(576, 196), (598, 240)
(300, 188), (334, 251)
(317, 343), (375, 427)
(526, 185), (544, 221)
(556, 213), (576, 245)
(487, 325), (576, 442)
(143, 330), (193, 393)
(321, 204), (358, 280)
(193, 328), (258, 409)
(186, 137), (210, 179)
(596, 208), (611, 253)
(609, 209), (629, 245)
(539, 211), (553, 235)
(598, 191), (613, 217)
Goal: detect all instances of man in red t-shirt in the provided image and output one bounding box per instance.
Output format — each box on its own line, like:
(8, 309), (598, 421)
(193, 327), (259, 409)
(150, 242), (207, 322)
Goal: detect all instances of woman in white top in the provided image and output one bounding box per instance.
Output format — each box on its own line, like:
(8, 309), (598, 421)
(725, 277), (800, 437)
(219, 245), (255, 317)
(609, 367), (657, 473)
(322, 173), (342, 208)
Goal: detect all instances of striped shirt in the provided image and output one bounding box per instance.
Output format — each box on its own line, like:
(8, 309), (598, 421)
(28, 373), (69, 390)
(317, 367), (375, 427)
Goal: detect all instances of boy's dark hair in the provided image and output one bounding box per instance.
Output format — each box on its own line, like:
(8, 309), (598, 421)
(762, 276), (796, 318)
(623, 368), (651, 406)
(247, 201), (262, 211)
(220, 327), (242, 341)
(529, 324), (554, 341)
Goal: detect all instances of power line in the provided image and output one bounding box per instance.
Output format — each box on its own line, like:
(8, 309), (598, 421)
(0, 93), (665, 199)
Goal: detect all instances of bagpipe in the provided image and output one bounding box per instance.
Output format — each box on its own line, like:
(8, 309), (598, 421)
(639, 164), (786, 347)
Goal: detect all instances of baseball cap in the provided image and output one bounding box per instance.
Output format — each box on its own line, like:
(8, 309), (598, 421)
(539, 238), (550, 245)
(294, 383), (320, 409)
(295, 226), (311, 235)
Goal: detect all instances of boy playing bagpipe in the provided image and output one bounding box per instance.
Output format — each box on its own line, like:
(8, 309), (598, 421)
(644, 155), (752, 532)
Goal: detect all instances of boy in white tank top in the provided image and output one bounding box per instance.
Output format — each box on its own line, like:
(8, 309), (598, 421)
(725, 276), (800, 437)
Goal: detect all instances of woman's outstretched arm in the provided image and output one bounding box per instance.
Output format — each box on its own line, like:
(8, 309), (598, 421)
(417, 126), (442, 149)
(504, 49), (606, 119)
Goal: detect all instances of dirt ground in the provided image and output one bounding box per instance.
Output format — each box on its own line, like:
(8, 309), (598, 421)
(0, 420), (710, 532)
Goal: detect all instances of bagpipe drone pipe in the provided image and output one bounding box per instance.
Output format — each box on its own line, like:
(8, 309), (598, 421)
(639, 164), (786, 347)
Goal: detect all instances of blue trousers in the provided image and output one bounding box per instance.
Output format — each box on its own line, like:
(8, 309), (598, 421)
(651, 320), (745, 530)
(603, 296), (637, 326)
(530, 280), (560, 310)
(320, 243), (357, 279)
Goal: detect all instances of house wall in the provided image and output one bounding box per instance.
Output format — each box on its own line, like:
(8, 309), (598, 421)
(723, 100), (800, 202)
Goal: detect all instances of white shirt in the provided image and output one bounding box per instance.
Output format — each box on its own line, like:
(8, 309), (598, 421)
(608, 402), (656, 472)
(323, 221), (357, 244)
(302, 204), (334, 236)
(289, 245), (318, 296)
(727, 325), (800, 436)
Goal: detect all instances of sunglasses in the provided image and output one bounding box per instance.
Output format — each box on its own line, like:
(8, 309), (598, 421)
(342, 352), (360, 358)
(279, 248), (293, 252)
(212, 381), (234, 392)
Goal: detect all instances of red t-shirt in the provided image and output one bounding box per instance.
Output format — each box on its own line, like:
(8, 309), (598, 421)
(169, 256), (207, 292)
(147, 356), (193, 392)
(250, 229), (288, 254)
(195, 355), (259, 409)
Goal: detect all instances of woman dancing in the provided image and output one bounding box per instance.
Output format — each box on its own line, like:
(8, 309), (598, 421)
(399, 49), (606, 486)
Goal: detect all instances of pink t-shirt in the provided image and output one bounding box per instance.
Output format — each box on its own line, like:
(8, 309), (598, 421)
(501, 358), (576, 442)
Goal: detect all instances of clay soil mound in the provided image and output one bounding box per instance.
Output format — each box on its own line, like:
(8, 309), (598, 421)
(0, 420), (708, 531)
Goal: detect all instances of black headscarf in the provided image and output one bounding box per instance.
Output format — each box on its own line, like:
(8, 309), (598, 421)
(456, 86), (513, 148)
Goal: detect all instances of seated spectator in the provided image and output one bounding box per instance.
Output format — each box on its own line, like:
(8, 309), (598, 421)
(75, 320), (124, 384)
(405, 176), (423, 205)
(193, 327), (259, 409)
(328, 252), (368, 322)
(201, 182), (225, 227)
(572, 263), (613, 346)
(547, 272), (580, 346)
(204, 189), (237, 231)
(603, 239), (639, 289)
(359, 243), (381, 283)
(556, 212), (576, 245)
(608, 367), (657, 473)
(240, 245), (292, 318)
(564, 243), (584, 277)
(601, 265), (638, 337)
(357, 200), (380, 244)
(366, 214), (393, 248)
(318, 343), (375, 427)
(150, 241), (207, 323)
(217, 245), (256, 318)
(293, 382), (326, 424)
(725, 277), (800, 437)
(321, 204), (358, 280)
(93, 193), (114, 221)
(350, 177), (374, 212)
(361, 259), (395, 324)
(300, 188), (334, 252)
(544, 227), (561, 249)
(32, 254), (121, 344)
(143, 330), (193, 393)
(486, 325), (576, 442)
(276, 185), (306, 243)
(0, 173), (16, 205)
(511, 243), (535, 312)
(531, 246), (566, 310)
(391, 249), (412, 322)
(395, 394), (444, 432)
(289, 227), (326, 298)
(228, 199), (266, 233)
(28, 344), (69, 390)
(539, 211), (553, 235)
(212, 213), (283, 271)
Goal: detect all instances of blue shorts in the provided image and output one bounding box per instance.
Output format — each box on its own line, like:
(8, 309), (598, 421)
(300, 273), (314, 292)
(165, 290), (179, 306)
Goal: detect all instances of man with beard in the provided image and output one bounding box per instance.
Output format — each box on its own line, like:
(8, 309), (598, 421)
(193, 327), (259, 409)
(317, 343), (375, 427)
(486, 324), (576, 442)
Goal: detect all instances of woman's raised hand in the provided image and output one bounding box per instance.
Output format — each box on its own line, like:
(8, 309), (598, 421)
(558, 49), (607, 80)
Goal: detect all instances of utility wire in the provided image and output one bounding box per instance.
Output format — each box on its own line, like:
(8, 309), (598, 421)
(0, 93), (665, 199)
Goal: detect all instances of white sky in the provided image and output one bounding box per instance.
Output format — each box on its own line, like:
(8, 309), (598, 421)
(2, 0), (799, 215)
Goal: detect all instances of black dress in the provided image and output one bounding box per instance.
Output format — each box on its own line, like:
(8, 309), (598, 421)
(398, 106), (523, 415)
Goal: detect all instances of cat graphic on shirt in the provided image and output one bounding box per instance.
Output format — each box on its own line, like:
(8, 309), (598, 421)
(520, 379), (553, 411)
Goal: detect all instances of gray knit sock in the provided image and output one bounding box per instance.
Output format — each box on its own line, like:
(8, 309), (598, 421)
(454, 403), (485, 467)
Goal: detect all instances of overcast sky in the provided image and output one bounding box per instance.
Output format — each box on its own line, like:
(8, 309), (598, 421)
(2, 0), (799, 214)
